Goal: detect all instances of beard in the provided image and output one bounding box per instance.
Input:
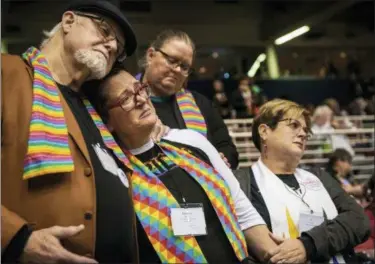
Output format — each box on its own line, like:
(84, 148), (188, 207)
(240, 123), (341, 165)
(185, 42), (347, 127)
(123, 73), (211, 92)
(74, 49), (108, 80)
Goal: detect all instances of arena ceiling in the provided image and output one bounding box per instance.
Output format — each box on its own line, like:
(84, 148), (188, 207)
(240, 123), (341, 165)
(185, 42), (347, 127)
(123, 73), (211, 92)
(2, 0), (374, 77)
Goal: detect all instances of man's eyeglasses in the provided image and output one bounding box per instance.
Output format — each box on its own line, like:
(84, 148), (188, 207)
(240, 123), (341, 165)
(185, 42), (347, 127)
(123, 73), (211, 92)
(107, 82), (151, 112)
(279, 118), (312, 140)
(74, 12), (127, 62)
(155, 48), (193, 76)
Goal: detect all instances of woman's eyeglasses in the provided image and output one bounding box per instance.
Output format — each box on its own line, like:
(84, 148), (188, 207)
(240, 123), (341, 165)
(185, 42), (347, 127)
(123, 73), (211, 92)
(107, 82), (151, 112)
(279, 118), (312, 140)
(155, 48), (194, 76)
(74, 12), (127, 62)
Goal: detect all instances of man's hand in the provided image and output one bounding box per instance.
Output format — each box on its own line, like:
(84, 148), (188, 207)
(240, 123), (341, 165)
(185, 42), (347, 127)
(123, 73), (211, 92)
(151, 118), (170, 142)
(219, 152), (231, 168)
(20, 225), (98, 264)
(268, 233), (307, 264)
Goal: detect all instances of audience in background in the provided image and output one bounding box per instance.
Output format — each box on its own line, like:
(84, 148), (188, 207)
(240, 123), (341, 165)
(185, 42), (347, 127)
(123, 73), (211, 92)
(212, 79), (231, 119)
(349, 96), (373, 116)
(312, 105), (355, 156)
(252, 95), (268, 117)
(326, 148), (364, 197)
(320, 60), (339, 79)
(324, 98), (341, 116)
(305, 103), (315, 115)
(231, 76), (254, 118)
(347, 56), (362, 81)
(323, 98), (354, 129)
(364, 95), (375, 115)
(311, 105), (334, 133)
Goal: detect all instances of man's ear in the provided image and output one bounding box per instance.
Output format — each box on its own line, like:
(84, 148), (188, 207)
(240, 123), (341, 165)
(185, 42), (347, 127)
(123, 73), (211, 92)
(61, 11), (76, 34)
(145, 47), (155, 65)
(258, 124), (269, 142)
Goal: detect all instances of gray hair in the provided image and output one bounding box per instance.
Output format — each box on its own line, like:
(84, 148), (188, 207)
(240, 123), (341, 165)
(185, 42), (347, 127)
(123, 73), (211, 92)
(313, 105), (333, 120)
(40, 22), (62, 49)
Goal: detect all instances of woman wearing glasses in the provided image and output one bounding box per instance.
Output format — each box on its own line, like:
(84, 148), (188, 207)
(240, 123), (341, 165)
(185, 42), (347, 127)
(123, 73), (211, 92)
(247, 99), (370, 263)
(138, 30), (239, 169)
(88, 69), (283, 263)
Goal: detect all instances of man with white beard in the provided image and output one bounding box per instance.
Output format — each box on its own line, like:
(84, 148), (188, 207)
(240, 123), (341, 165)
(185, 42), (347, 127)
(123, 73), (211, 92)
(1, 1), (148, 263)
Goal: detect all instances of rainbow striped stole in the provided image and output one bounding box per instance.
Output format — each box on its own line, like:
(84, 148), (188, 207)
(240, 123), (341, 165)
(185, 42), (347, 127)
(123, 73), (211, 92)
(83, 99), (130, 167)
(22, 47), (74, 179)
(126, 141), (248, 263)
(176, 89), (207, 137)
(161, 141), (248, 261)
(127, 151), (206, 263)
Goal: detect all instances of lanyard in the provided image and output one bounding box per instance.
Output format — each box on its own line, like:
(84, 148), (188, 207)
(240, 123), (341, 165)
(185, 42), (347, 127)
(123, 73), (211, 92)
(283, 183), (314, 214)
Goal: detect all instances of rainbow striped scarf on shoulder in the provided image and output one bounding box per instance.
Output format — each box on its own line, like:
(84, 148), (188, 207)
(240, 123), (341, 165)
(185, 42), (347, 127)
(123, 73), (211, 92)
(176, 89), (207, 137)
(22, 47), (74, 179)
(22, 47), (129, 179)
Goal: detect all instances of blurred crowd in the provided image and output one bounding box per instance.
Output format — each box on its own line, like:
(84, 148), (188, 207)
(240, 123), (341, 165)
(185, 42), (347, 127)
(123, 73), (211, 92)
(212, 76), (375, 120)
(212, 76), (268, 119)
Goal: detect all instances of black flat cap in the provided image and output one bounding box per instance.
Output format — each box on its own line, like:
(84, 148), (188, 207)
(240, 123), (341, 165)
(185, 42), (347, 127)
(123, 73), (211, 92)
(65, 0), (137, 57)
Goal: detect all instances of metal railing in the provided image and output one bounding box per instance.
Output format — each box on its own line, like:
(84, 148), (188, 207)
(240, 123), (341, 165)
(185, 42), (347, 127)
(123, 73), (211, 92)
(224, 115), (375, 126)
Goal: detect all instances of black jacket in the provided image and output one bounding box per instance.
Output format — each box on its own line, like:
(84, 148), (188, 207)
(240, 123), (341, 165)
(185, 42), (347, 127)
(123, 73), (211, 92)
(151, 90), (239, 169)
(244, 167), (370, 263)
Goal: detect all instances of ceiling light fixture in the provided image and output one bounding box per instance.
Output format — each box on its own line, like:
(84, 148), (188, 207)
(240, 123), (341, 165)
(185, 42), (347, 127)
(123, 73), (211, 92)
(247, 53), (266, 78)
(274, 25), (310, 45)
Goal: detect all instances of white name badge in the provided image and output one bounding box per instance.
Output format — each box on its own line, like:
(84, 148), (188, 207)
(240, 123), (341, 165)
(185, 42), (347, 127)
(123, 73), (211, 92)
(299, 210), (324, 233)
(92, 143), (119, 176)
(170, 204), (207, 236)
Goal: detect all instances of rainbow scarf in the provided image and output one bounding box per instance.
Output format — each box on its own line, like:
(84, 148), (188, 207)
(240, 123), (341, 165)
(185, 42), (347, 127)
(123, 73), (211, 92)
(126, 141), (247, 263)
(22, 47), (74, 179)
(22, 47), (129, 179)
(83, 100), (130, 166)
(176, 89), (207, 137)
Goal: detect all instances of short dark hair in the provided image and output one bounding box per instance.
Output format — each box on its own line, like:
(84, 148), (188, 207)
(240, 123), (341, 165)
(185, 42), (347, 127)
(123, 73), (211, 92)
(328, 148), (353, 168)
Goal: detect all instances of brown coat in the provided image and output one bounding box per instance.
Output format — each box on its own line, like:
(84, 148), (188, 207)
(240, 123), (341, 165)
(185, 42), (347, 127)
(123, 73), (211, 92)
(1, 54), (137, 261)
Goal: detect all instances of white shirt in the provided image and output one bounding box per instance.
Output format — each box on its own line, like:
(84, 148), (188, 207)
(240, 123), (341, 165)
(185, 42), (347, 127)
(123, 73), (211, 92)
(163, 129), (265, 231)
(311, 123), (355, 156)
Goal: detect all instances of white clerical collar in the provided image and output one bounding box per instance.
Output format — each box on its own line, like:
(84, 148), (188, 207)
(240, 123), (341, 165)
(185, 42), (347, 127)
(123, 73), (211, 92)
(129, 139), (155, 155)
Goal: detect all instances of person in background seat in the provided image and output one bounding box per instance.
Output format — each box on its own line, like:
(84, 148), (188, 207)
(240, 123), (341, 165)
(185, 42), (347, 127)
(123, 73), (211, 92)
(326, 148), (364, 197)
